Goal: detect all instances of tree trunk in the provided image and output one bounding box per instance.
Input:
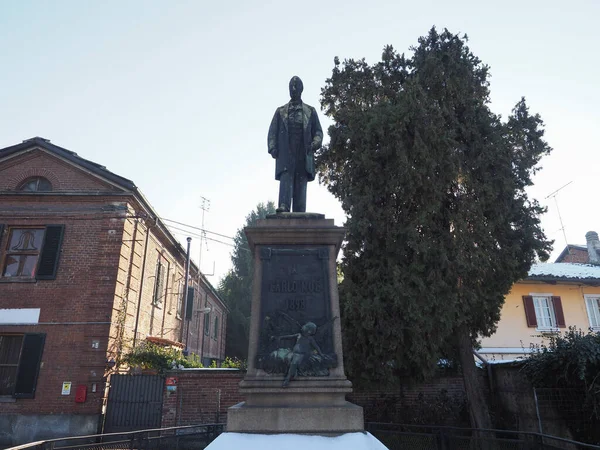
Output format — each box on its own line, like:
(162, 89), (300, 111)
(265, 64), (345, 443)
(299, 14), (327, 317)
(457, 325), (493, 430)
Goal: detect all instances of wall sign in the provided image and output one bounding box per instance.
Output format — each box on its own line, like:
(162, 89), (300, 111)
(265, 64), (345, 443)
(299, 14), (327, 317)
(61, 382), (72, 395)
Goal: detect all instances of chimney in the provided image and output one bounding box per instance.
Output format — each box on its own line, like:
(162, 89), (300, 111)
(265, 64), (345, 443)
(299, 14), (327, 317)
(586, 231), (600, 264)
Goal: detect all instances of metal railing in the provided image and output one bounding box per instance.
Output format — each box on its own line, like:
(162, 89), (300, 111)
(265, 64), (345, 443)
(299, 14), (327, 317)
(8, 422), (600, 450)
(5, 423), (225, 450)
(366, 423), (600, 450)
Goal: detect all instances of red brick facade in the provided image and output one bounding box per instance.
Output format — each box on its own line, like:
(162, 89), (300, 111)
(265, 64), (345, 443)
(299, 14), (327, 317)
(0, 140), (227, 432)
(555, 246), (589, 263)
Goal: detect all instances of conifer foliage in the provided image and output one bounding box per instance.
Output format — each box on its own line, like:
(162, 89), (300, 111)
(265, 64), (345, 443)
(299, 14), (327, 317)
(218, 202), (276, 359)
(318, 28), (552, 426)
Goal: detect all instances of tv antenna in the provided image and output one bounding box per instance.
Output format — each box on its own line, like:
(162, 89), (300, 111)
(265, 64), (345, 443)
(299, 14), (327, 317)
(545, 181), (573, 254)
(198, 196), (214, 277)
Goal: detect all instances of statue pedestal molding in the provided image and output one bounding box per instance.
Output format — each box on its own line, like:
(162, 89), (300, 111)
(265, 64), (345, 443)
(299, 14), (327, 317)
(226, 214), (364, 433)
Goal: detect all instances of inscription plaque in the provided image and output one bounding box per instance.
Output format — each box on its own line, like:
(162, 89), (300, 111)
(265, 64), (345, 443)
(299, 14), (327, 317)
(256, 246), (337, 378)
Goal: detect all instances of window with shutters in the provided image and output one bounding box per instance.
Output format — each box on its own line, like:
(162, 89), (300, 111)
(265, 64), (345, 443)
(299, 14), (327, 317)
(0, 334), (45, 398)
(584, 295), (600, 331)
(523, 293), (565, 331)
(0, 225), (64, 280)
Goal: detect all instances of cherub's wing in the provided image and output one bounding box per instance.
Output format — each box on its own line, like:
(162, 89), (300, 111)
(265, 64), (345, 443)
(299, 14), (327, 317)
(315, 316), (338, 341)
(276, 310), (301, 332)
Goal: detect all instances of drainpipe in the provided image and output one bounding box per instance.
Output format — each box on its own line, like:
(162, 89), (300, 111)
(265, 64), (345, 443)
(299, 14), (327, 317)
(133, 219), (152, 347)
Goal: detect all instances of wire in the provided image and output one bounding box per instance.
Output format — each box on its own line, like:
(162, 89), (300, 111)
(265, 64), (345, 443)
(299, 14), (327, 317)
(168, 225), (242, 250)
(159, 217), (236, 241)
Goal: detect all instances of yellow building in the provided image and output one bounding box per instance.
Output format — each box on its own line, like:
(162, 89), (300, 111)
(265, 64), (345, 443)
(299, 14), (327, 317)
(479, 262), (600, 361)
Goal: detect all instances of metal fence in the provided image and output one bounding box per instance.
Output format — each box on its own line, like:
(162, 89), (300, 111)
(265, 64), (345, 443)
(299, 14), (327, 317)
(5, 423), (225, 450)
(366, 423), (600, 450)
(8, 422), (600, 450)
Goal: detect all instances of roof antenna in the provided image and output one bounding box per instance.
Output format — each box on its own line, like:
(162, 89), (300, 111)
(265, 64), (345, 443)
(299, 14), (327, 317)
(197, 196), (214, 277)
(545, 181), (573, 255)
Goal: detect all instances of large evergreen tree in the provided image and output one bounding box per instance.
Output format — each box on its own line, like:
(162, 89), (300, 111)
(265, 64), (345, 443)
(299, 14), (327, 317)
(318, 28), (552, 428)
(218, 202), (276, 359)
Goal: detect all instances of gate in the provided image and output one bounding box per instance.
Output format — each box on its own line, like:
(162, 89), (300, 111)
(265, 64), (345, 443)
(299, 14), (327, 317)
(104, 374), (164, 433)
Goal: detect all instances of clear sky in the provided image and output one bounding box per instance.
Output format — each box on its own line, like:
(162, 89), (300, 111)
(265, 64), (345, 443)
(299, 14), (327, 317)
(1, 0), (599, 282)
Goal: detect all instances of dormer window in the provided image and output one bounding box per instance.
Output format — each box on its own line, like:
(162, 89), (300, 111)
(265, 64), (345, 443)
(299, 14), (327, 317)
(18, 177), (52, 192)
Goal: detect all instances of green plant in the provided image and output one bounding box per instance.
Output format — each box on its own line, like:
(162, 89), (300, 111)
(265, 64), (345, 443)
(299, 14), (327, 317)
(122, 342), (203, 374)
(220, 357), (247, 370)
(522, 327), (600, 443)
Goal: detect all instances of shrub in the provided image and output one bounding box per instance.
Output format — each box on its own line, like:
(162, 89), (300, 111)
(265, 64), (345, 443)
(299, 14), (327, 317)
(122, 342), (203, 374)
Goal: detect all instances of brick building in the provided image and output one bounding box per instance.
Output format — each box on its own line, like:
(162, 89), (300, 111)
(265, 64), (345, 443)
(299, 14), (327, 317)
(554, 230), (600, 264)
(0, 137), (227, 446)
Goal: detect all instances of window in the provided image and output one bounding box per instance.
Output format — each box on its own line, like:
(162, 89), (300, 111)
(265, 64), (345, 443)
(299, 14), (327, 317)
(0, 334), (45, 398)
(0, 225), (65, 280)
(585, 295), (600, 331)
(213, 316), (219, 340)
(176, 279), (184, 319)
(533, 296), (556, 329)
(2, 228), (45, 278)
(18, 177), (52, 192)
(204, 312), (210, 336)
(0, 335), (22, 395)
(152, 258), (166, 306)
(522, 294), (566, 331)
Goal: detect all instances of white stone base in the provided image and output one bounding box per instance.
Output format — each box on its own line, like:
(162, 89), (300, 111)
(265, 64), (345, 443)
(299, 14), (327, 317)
(206, 432), (388, 450)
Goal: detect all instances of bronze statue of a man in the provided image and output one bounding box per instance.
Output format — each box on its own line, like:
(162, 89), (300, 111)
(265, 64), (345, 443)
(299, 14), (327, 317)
(268, 76), (323, 213)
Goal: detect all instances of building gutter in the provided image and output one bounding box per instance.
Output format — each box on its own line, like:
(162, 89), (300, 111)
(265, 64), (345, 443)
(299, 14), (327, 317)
(524, 276), (600, 286)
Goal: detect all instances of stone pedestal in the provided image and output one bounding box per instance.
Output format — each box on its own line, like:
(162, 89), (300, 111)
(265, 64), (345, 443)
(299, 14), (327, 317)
(226, 213), (364, 433)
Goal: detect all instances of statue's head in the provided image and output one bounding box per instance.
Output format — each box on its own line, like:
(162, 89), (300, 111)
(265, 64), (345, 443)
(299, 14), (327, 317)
(301, 322), (317, 336)
(289, 76), (304, 101)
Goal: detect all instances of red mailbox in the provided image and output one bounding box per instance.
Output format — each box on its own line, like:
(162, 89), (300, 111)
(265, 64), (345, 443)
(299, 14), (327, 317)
(75, 385), (87, 403)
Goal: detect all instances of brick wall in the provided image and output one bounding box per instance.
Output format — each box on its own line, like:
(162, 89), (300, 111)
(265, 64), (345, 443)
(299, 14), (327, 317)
(160, 370), (469, 426)
(0, 150), (119, 192)
(161, 370), (245, 427)
(0, 198), (124, 415)
(558, 247), (589, 263)
(107, 216), (227, 364)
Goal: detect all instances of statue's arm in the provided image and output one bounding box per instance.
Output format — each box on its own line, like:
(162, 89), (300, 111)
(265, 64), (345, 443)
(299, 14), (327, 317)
(310, 108), (323, 151)
(277, 333), (299, 341)
(268, 110), (279, 158)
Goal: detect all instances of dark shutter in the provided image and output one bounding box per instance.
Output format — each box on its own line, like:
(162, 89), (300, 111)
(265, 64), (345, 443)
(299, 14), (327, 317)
(523, 296), (537, 327)
(0, 224), (5, 244)
(37, 225), (65, 280)
(186, 287), (194, 321)
(552, 296), (566, 327)
(14, 334), (45, 398)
